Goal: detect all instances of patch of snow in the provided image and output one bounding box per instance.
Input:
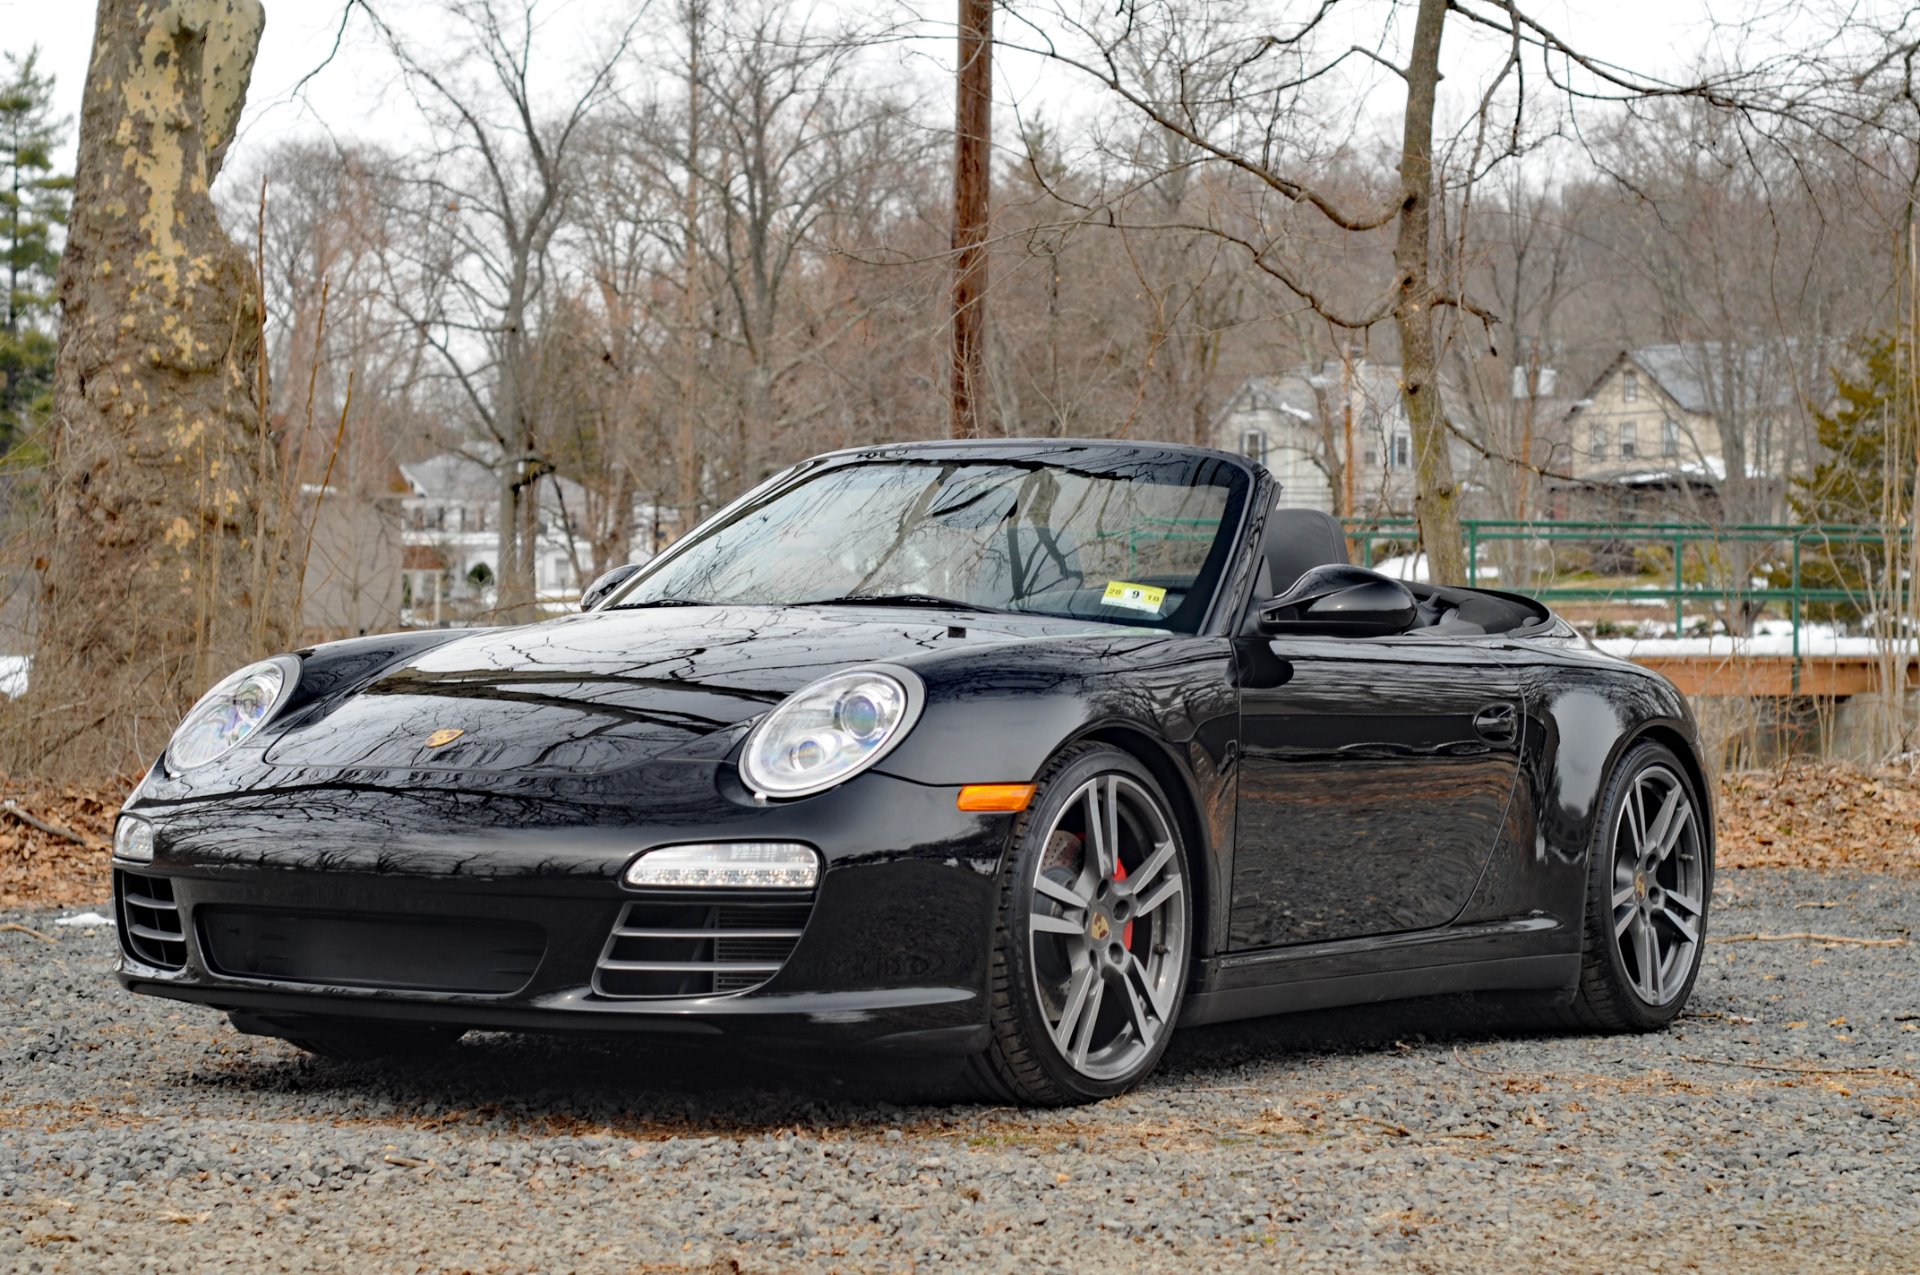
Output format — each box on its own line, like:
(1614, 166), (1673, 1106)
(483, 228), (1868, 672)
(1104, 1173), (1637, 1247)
(53, 911), (115, 928)
(1595, 632), (1908, 658)
(1369, 553), (1500, 585)
(0, 655), (26, 698)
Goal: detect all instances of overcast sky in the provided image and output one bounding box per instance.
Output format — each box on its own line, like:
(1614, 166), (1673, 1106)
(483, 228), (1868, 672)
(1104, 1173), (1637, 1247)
(0, 0), (1857, 183)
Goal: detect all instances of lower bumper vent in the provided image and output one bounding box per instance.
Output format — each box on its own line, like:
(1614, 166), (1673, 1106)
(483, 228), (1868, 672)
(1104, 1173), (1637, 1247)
(115, 870), (187, 970)
(198, 908), (545, 995)
(593, 895), (814, 998)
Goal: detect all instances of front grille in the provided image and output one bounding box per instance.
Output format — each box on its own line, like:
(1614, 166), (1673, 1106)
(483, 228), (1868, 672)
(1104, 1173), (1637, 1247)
(115, 870), (187, 970)
(593, 895), (814, 998)
(198, 908), (545, 995)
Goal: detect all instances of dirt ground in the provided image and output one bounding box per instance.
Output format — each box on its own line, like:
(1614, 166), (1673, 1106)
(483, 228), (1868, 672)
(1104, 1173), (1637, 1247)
(5, 760), (1917, 911)
(3, 763), (1916, 1271)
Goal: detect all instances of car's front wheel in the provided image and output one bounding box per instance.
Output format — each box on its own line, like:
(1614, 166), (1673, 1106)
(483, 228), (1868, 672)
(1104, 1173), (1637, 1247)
(972, 744), (1192, 1106)
(1563, 739), (1713, 1031)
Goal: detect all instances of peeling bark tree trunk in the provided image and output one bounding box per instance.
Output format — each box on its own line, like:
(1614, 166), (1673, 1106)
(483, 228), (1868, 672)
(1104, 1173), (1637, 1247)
(1393, 0), (1467, 586)
(36, 0), (283, 772)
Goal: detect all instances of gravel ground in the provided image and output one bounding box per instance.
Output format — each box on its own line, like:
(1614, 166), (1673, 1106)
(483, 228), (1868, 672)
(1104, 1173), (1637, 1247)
(1, 866), (1915, 1273)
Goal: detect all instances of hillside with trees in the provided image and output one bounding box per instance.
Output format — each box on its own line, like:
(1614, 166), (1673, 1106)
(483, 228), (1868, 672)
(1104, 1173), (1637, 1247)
(0, 0), (1916, 775)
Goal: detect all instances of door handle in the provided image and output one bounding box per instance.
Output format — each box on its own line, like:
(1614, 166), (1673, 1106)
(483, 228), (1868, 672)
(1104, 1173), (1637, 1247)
(1473, 703), (1518, 742)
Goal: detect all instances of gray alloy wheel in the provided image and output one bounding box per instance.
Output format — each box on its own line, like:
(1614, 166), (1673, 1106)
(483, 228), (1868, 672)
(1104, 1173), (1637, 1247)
(1562, 740), (1712, 1032)
(972, 744), (1191, 1106)
(1609, 761), (1708, 1006)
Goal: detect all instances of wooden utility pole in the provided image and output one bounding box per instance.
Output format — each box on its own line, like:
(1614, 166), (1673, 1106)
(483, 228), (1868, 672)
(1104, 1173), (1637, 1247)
(676, 0), (705, 533)
(950, 0), (991, 438)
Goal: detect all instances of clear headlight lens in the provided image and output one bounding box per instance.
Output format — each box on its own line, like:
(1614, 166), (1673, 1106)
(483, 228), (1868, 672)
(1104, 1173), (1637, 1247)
(165, 656), (298, 772)
(739, 668), (923, 798)
(624, 842), (820, 889)
(114, 816), (155, 864)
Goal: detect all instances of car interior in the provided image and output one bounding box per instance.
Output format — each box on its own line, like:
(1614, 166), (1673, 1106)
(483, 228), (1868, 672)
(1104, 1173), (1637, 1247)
(1252, 508), (1549, 638)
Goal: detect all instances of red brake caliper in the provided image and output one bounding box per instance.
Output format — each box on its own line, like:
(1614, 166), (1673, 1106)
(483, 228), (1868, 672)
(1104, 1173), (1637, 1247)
(1114, 859), (1134, 949)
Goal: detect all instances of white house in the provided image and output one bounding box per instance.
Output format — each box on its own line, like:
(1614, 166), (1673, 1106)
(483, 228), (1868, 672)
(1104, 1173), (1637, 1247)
(1214, 361), (1468, 516)
(398, 451), (592, 623)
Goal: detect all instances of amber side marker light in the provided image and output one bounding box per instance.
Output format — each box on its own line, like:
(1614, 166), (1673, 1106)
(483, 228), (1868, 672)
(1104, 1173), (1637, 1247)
(957, 783), (1037, 813)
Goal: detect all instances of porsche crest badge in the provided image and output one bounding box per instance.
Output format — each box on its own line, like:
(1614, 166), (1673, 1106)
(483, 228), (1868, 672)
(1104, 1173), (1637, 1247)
(425, 728), (465, 748)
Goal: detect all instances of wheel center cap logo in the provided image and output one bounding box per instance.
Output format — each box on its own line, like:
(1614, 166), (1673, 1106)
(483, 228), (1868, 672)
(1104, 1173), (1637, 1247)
(1089, 913), (1111, 941)
(425, 728), (465, 748)
(1634, 874), (1647, 899)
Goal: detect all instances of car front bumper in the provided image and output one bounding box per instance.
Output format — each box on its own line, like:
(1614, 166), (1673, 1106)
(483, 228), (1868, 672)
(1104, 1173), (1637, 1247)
(114, 766), (1010, 1054)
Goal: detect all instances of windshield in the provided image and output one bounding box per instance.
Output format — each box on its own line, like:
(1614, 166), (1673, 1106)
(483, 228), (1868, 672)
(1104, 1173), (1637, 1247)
(611, 454), (1250, 631)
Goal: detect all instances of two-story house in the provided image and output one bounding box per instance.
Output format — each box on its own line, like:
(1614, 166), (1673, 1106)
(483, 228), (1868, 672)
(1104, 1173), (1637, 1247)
(398, 451), (593, 623)
(1558, 343), (1814, 519)
(1213, 360), (1476, 516)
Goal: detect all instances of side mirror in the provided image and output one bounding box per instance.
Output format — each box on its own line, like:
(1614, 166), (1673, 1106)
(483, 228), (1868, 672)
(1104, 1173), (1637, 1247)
(1259, 564), (1416, 638)
(580, 562), (643, 612)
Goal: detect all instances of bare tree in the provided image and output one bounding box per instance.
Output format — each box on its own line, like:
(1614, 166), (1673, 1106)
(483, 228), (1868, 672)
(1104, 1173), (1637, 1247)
(357, 0), (641, 621)
(996, 0), (1912, 583)
(573, 2), (931, 512)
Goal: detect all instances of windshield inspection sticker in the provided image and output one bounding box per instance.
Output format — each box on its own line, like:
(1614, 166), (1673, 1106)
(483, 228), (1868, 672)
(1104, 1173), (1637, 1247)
(1102, 581), (1167, 614)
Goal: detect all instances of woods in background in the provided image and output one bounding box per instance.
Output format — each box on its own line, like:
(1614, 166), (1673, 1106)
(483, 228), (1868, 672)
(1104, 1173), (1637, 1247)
(2, 0), (1918, 776)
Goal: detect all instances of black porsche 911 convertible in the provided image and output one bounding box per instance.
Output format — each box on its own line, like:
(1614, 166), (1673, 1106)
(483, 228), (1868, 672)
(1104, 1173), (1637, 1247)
(113, 439), (1712, 1105)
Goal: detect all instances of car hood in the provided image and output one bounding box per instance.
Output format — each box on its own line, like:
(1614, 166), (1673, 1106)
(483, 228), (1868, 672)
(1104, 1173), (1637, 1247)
(264, 604), (1121, 776)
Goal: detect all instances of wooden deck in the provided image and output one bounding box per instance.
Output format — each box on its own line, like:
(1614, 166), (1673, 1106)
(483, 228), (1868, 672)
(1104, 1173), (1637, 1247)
(1629, 653), (1920, 698)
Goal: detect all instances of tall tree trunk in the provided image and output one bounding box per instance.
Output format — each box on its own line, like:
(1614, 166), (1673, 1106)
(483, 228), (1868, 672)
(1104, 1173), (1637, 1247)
(1393, 0), (1467, 585)
(36, 0), (282, 773)
(491, 336), (537, 622)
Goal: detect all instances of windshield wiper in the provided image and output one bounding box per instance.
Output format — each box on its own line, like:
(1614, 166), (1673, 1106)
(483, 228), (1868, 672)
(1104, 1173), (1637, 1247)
(795, 593), (1007, 614)
(609, 597), (719, 610)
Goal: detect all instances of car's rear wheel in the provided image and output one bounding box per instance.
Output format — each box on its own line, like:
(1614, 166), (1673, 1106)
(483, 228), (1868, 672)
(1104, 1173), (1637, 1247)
(1563, 739), (1712, 1032)
(972, 744), (1191, 1106)
(230, 1013), (466, 1061)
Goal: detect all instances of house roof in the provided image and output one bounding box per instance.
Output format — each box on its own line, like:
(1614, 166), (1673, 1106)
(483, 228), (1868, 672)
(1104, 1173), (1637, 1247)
(400, 450), (587, 510)
(1578, 343), (1805, 418)
(1220, 363), (1408, 427)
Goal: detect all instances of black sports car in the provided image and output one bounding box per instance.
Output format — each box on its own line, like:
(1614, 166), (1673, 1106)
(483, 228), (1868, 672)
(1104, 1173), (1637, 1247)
(114, 440), (1713, 1104)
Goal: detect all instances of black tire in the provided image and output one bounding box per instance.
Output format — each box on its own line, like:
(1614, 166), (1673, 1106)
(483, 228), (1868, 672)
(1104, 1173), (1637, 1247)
(1560, 739), (1713, 1032)
(230, 1013), (466, 1061)
(969, 744), (1193, 1106)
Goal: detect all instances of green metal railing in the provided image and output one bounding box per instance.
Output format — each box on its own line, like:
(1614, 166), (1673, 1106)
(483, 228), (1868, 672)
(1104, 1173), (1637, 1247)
(1343, 519), (1914, 676)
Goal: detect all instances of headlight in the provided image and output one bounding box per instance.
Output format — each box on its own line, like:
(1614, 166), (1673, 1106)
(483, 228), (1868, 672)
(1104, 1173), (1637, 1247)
(165, 656), (299, 772)
(114, 816), (155, 864)
(739, 668), (924, 797)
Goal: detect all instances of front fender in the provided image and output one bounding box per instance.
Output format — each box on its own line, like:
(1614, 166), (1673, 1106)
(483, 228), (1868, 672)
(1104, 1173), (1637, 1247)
(873, 635), (1241, 959)
(875, 634), (1236, 787)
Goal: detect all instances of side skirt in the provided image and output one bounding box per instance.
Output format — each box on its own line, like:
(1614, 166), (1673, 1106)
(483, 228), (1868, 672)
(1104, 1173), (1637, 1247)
(1180, 917), (1579, 1027)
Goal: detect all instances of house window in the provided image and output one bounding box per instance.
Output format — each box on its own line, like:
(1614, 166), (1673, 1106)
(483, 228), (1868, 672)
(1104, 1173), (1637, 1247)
(1661, 418), (1680, 457)
(1622, 369), (1639, 403)
(1394, 435), (1410, 468)
(1619, 422), (1638, 460)
(1240, 428), (1268, 464)
(1590, 425), (1607, 460)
